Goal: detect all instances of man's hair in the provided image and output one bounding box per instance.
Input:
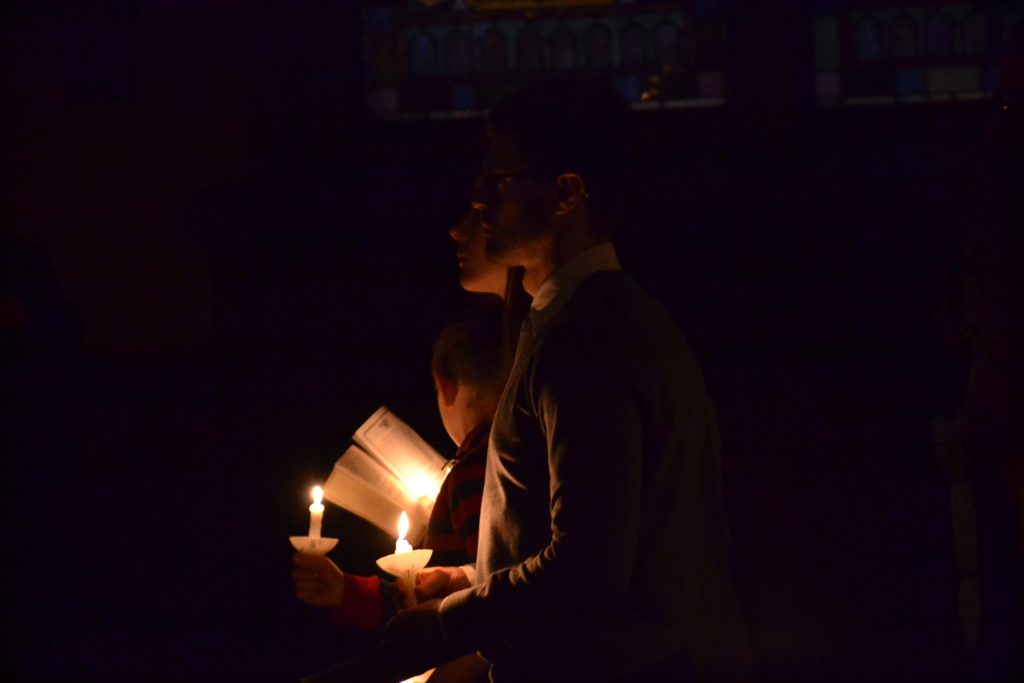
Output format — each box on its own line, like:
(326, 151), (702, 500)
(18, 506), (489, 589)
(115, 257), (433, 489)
(487, 79), (634, 237)
(432, 298), (507, 400)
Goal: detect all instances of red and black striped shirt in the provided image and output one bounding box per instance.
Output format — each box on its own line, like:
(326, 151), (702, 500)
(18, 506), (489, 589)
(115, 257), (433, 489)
(423, 420), (489, 568)
(331, 421), (489, 631)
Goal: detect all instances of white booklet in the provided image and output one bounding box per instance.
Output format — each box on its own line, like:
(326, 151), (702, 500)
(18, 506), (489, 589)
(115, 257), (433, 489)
(323, 406), (449, 542)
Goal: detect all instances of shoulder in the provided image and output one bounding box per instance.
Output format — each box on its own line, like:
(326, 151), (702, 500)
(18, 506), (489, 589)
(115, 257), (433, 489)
(551, 272), (676, 336)
(540, 272), (691, 360)
(526, 271), (706, 397)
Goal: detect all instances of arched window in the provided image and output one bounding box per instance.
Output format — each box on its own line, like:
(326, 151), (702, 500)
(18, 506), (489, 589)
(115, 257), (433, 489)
(926, 12), (955, 59)
(584, 22), (613, 69)
(478, 27), (508, 74)
(963, 12), (987, 58)
(1007, 14), (1024, 55)
(446, 29), (473, 76)
(853, 16), (884, 62)
(653, 20), (684, 67)
(621, 23), (648, 68)
(1004, 13), (1024, 58)
(409, 32), (437, 78)
(549, 25), (578, 70)
(890, 13), (919, 62)
(515, 24), (544, 72)
(368, 40), (396, 84)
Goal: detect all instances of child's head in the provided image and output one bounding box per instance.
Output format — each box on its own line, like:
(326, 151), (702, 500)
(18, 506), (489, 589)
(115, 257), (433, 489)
(431, 299), (506, 445)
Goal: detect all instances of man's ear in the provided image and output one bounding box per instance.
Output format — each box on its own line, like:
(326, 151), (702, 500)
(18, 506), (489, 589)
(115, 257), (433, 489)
(434, 372), (459, 407)
(554, 173), (587, 216)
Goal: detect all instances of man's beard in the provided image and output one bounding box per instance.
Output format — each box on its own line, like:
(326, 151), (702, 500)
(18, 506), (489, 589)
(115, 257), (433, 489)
(483, 206), (550, 265)
(483, 226), (515, 264)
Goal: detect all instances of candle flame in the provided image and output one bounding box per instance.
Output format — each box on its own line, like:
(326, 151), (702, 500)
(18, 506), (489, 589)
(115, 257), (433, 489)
(311, 485), (323, 505)
(398, 510), (409, 540)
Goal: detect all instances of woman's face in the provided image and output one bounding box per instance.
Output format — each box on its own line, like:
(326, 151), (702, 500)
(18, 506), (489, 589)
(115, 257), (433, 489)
(449, 212), (507, 297)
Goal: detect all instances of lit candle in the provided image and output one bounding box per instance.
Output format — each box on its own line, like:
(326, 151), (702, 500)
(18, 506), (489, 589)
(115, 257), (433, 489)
(308, 485), (324, 539)
(377, 511), (431, 608)
(395, 510), (413, 554)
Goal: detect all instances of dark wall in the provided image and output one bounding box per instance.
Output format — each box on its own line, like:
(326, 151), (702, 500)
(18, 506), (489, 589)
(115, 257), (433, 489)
(3, 2), (1019, 682)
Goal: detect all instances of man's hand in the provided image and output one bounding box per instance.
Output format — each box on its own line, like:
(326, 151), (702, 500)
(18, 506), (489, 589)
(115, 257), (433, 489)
(384, 599), (462, 673)
(414, 566), (470, 602)
(292, 553), (345, 607)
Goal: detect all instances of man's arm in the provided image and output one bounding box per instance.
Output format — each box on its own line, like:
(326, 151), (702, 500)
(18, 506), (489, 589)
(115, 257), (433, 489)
(415, 565), (472, 602)
(439, 344), (647, 650)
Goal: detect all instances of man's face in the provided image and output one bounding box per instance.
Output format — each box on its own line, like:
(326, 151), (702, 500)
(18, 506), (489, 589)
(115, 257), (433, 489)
(448, 211), (507, 296)
(472, 129), (554, 266)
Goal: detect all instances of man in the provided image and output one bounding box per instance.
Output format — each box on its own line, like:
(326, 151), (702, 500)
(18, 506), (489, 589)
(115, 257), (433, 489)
(387, 80), (750, 683)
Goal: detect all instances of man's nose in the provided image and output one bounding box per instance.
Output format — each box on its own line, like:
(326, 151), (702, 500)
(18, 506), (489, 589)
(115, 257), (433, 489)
(450, 212), (477, 242)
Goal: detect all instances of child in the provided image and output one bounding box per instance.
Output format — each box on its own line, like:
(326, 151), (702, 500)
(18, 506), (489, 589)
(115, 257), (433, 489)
(291, 298), (505, 633)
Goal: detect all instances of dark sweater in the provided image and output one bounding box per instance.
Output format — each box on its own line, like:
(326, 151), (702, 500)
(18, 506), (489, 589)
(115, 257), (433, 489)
(439, 270), (750, 682)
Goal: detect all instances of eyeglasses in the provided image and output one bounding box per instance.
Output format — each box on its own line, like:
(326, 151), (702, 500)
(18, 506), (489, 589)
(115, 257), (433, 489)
(474, 169), (590, 200)
(474, 169), (534, 198)
(480, 169), (532, 182)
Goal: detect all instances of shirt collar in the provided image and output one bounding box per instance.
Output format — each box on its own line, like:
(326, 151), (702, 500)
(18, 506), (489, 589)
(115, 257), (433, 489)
(456, 421), (490, 457)
(529, 242), (621, 334)
(448, 421), (491, 471)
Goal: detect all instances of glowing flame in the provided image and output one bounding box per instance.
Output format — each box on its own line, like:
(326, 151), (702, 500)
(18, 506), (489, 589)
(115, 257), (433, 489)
(311, 485), (323, 505)
(398, 510), (409, 541)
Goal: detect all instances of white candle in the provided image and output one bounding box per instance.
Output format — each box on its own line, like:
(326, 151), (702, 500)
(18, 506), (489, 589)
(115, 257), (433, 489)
(395, 510), (413, 553)
(377, 515), (432, 609)
(308, 485), (324, 539)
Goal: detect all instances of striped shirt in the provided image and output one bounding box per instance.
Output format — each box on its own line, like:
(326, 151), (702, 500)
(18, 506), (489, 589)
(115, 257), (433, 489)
(331, 420), (489, 632)
(424, 420), (489, 567)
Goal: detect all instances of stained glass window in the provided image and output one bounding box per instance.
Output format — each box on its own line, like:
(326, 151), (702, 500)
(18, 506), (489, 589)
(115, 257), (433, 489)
(409, 32), (437, 78)
(360, 1), (729, 120)
(654, 20), (684, 67)
(890, 13), (919, 61)
(854, 16), (884, 62)
(479, 27), (509, 74)
(516, 23), (545, 72)
(446, 30), (473, 76)
(963, 11), (987, 57)
(585, 22), (613, 69)
(813, 1), (1020, 106)
(925, 11), (955, 59)
(550, 25), (579, 70)
(620, 23), (648, 68)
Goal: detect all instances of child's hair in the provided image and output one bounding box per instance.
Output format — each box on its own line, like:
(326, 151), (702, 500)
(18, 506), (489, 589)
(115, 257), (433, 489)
(432, 298), (507, 401)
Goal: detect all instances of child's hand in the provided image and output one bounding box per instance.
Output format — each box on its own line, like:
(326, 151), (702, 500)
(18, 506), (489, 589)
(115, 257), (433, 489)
(414, 566), (470, 602)
(292, 553), (345, 607)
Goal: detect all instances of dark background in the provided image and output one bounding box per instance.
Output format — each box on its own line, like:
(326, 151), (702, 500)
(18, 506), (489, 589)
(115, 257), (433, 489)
(2, 2), (1021, 682)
